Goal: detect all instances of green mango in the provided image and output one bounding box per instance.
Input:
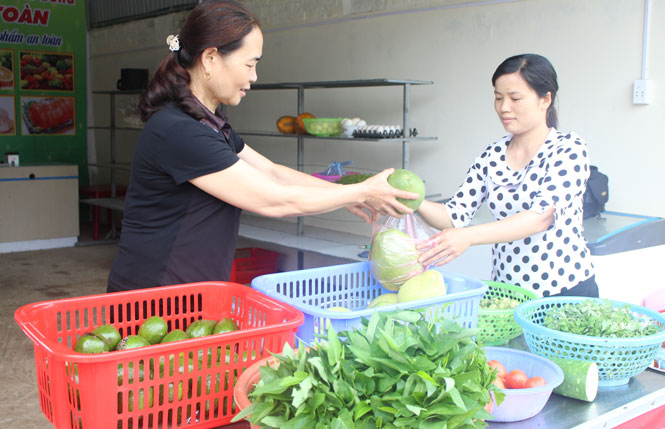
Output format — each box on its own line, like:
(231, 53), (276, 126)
(186, 319), (217, 338)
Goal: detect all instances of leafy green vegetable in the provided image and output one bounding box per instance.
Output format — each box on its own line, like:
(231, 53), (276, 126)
(543, 299), (661, 338)
(480, 297), (520, 310)
(337, 173), (375, 185)
(232, 310), (503, 428)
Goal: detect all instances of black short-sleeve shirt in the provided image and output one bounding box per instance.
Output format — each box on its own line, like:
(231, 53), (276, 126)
(107, 103), (245, 292)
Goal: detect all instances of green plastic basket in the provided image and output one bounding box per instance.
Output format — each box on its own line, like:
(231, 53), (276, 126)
(477, 281), (537, 345)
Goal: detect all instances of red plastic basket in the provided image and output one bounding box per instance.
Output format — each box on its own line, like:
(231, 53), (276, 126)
(14, 282), (303, 429)
(230, 248), (280, 285)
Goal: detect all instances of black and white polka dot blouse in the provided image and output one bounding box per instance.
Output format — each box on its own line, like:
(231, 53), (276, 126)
(444, 128), (595, 297)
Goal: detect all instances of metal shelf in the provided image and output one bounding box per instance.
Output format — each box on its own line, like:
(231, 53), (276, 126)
(239, 78), (435, 270)
(236, 129), (436, 142)
(250, 78), (433, 90)
(92, 89), (144, 95)
(89, 125), (142, 131)
(87, 162), (131, 171)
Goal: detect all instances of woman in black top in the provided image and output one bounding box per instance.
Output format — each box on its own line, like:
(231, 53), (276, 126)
(107, 1), (417, 292)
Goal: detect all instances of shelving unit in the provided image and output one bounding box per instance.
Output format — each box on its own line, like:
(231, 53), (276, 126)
(83, 90), (142, 239)
(236, 78), (436, 268)
(82, 80), (436, 265)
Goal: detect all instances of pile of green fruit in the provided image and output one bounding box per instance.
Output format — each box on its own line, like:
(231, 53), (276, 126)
(73, 316), (239, 354)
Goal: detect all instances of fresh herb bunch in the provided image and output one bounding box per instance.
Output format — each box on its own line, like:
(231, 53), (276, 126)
(233, 310), (503, 428)
(480, 297), (520, 310)
(543, 299), (661, 338)
(337, 173), (375, 185)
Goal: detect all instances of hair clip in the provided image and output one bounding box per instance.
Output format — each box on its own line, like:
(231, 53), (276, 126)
(166, 34), (180, 52)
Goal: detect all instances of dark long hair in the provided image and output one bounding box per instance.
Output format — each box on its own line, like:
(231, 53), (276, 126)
(491, 54), (559, 129)
(138, 0), (260, 122)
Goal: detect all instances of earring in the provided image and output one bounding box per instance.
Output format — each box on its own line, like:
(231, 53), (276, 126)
(204, 71), (211, 80)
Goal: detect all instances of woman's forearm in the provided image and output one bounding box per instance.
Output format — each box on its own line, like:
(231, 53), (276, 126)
(464, 208), (555, 246)
(190, 160), (418, 218)
(418, 200), (454, 230)
(269, 162), (336, 187)
(239, 144), (334, 187)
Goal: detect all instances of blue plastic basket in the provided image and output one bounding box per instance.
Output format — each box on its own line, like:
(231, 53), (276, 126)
(514, 297), (665, 386)
(251, 261), (486, 345)
(485, 347), (563, 422)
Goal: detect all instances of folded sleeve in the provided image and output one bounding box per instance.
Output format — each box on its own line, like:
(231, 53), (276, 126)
(444, 152), (490, 228)
(529, 133), (590, 216)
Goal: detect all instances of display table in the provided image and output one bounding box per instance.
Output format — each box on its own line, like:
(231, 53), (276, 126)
(221, 333), (665, 428)
(0, 164), (79, 252)
(485, 336), (665, 428)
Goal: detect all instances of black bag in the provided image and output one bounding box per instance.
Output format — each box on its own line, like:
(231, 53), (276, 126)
(583, 165), (609, 219)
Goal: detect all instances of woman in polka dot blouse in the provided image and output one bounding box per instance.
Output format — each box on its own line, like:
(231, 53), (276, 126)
(417, 54), (597, 298)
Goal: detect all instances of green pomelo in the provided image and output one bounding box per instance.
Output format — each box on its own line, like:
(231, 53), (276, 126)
(91, 324), (121, 351)
(160, 328), (188, 343)
(74, 332), (106, 354)
(397, 269), (446, 303)
(116, 334), (150, 351)
(138, 316), (168, 344)
(186, 319), (217, 338)
(369, 228), (424, 291)
(368, 293), (399, 308)
(213, 318), (239, 334)
(387, 168), (426, 211)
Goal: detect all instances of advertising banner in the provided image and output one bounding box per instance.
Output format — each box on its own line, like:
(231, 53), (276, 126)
(0, 0), (87, 183)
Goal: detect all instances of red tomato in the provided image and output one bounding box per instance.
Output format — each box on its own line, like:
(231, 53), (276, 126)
(492, 376), (506, 389)
(487, 360), (507, 378)
(504, 369), (528, 389)
(525, 376), (547, 388)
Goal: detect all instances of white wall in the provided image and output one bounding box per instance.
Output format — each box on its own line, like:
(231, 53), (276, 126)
(89, 0), (665, 238)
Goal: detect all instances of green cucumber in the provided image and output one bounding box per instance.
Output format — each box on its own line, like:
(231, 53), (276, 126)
(551, 357), (598, 402)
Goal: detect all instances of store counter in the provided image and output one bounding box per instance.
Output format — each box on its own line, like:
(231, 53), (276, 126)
(487, 335), (665, 428)
(0, 163), (79, 252)
(584, 212), (665, 305)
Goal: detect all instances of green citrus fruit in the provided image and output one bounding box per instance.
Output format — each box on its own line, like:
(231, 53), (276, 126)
(367, 293), (399, 308)
(91, 324), (121, 351)
(213, 318), (239, 334)
(160, 328), (188, 343)
(116, 334), (150, 351)
(327, 306), (352, 312)
(387, 168), (426, 210)
(159, 381), (184, 404)
(124, 387), (154, 412)
(186, 319), (217, 338)
(74, 332), (106, 354)
(117, 361), (146, 385)
(138, 316), (168, 344)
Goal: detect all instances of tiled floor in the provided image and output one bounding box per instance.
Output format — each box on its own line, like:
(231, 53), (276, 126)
(1, 224), (117, 428)
(1, 223), (249, 428)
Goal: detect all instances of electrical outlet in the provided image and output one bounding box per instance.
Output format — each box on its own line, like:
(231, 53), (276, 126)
(633, 80), (652, 104)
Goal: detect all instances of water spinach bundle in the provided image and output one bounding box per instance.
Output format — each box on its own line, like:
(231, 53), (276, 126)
(233, 310), (503, 428)
(543, 299), (660, 338)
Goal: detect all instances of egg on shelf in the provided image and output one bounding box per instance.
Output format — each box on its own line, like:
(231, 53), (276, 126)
(353, 124), (404, 138)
